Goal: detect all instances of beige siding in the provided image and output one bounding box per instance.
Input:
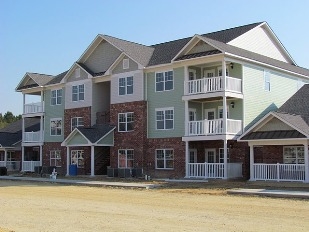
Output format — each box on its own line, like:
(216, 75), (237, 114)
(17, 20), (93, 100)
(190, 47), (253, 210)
(91, 82), (110, 125)
(259, 118), (294, 131)
(188, 41), (215, 54)
(243, 65), (298, 130)
(65, 79), (92, 109)
(229, 26), (289, 63)
(112, 56), (138, 75)
(67, 67), (89, 83)
(84, 41), (121, 73)
(111, 70), (144, 104)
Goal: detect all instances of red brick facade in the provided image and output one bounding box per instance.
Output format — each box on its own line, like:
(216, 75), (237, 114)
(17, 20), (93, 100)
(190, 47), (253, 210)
(42, 142), (67, 175)
(64, 107), (91, 137)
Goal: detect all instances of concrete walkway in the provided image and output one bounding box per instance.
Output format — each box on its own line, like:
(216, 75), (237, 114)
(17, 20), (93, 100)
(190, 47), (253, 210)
(227, 188), (309, 199)
(0, 176), (158, 189)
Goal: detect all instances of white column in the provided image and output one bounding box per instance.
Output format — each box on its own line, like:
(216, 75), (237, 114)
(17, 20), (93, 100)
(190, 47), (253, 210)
(66, 146), (70, 176)
(184, 100), (189, 136)
(304, 141), (309, 183)
(222, 59), (226, 90)
(185, 141), (189, 178)
(90, 146), (95, 177)
(40, 116), (44, 142)
(184, 65), (188, 95)
(21, 146), (24, 171)
(23, 93), (25, 114)
(249, 144), (254, 181)
(39, 145), (43, 166)
(223, 139), (228, 179)
(223, 96), (227, 134)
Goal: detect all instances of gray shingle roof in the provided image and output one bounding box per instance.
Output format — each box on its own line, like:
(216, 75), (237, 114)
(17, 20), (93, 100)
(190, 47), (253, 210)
(175, 50), (221, 61)
(241, 130), (305, 140)
(27, 73), (54, 86)
(0, 132), (20, 147)
(47, 71), (68, 85)
(77, 124), (115, 143)
(101, 35), (154, 67)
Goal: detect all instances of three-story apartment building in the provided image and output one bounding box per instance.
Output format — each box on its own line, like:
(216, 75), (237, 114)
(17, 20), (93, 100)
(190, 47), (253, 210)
(14, 22), (309, 181)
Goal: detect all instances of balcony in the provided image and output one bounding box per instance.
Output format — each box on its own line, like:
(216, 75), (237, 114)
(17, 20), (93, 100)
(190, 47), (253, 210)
(23, 131), (43, 143)
(24, 101), (44, 115)
(184, 76), (242, 99)
(188, 119), (242, 136)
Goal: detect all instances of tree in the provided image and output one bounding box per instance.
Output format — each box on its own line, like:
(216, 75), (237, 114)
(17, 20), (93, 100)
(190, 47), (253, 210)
(0, 111), (22, 129)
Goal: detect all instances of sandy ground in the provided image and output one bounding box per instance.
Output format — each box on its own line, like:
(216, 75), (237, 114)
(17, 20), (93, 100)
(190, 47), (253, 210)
(0, 180), (308, 232)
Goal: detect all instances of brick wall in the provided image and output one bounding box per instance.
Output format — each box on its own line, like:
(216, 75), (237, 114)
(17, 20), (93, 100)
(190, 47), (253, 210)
(42, 142), (66, 175)
(64, 107), (91, 137)
(110, 101), (147, 169)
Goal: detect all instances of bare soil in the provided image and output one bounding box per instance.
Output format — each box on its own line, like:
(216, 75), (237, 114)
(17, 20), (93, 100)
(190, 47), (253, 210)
(0, 179), (308, 232)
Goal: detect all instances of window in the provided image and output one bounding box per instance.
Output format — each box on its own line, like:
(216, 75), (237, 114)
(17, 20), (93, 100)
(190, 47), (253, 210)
(123, 58), (129, 69)
(203, 69), (215, 78)
(50, 118), (62, 136)
(118, 149), (134, 168)
(156, 108), (174, 130)
(156, 149), (174, 169)
(155, 71), (173, 91)
(283, 146), (304, 164)
(50, 150), (61, 167)
(119, 76), (133, 95)
(189, 109), (196, 121)
(72, 84), (85, 101)
(218, 106), (229, 119)
(264, 70), (271, 91)
(218, 67), (229, 76)
(118, 112), (134, 132)
(51, 89), (62, 105)
(75, 68), (81, 78)
(219, 148), (230, 163)
(71, 150), (84, 167)
(71, 117), (84, 131)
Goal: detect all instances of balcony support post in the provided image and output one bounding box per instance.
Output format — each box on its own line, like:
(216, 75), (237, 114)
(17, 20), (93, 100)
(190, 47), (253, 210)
(185, 141), (189, 178)
(184, 66), (188, 95)
(249, 144), (255, 181)
(21, 146), (24, 171)
(66, 146), (70, 176)
(4, 149), (7, 168)
(223, 138), (228, 179)
(40, 145), (43, 166)
(90, 145), (95, 177)
(185, 100), (189, 136)
(23, 93), (25, 114)
(304, 140), (309, 183)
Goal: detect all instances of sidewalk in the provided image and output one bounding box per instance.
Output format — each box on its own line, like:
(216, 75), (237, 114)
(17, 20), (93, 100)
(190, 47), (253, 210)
(0, 175), (158, 189)
(227, 188), (309, 199)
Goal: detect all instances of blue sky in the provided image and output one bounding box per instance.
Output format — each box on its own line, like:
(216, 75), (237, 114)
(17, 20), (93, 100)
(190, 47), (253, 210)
(1, 0), (308, 115)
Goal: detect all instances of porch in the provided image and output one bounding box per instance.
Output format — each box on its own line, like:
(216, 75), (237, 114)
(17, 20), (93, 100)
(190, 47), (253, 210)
(24, 101), (44, 115)
(0, 161), (21, 171)
(187, 162), (242, 179)
(23, 131), (44, 143)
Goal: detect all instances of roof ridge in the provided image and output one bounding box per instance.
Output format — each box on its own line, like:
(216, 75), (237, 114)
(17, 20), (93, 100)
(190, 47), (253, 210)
(28, 72), (54, 77)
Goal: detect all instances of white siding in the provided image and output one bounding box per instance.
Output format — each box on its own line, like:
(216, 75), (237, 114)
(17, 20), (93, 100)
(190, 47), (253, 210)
(229, 26), (289, 63)
(111, 70), (144, 104)
(67, 66), (89, 83)
(65, 79), (92, 109)
(258, 118), (294, 131)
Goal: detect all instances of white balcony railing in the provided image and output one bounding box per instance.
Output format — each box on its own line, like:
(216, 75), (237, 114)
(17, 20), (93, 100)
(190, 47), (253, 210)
(253, 163), (305, 182)
(188, 119), (242, 136)
(23, 161), (41, 172)
(24, 101), (44, 114)
(187, 162), (242, 179)
(23, 131), (43, 143)
(185, 76), (242, 95)
(0, 161), (21, 171)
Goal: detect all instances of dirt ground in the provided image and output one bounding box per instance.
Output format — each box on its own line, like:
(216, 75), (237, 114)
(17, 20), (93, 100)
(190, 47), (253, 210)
(0, 180), (309, 232)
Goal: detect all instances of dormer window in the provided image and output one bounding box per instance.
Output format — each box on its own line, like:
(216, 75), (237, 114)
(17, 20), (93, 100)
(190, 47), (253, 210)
(123, 59), (129, 70)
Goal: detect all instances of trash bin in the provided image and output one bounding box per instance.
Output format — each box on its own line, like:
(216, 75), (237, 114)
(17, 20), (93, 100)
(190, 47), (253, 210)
(69, 164), (77, 176)
(0, 167), (7, 176)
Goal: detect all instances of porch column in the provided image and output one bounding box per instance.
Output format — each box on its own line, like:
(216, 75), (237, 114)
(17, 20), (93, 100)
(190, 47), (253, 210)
(40, 116), (44, 142)
(21, 146), (24, 171)
(249, 144), (255, 181)
(4, 149), (7, 167)
(90, 145), (95, 177)
(222, 59), (226, 89)
(39, 145), (43, 166)
(184, 65), (188, 95)
(185, 141), (189, 178)
(184, 100), (189, 136)
(23, 93), (25, 114)
(223, 139), (228, 179)
(66, 146), (70, 176)
(304, 141), (309, 183)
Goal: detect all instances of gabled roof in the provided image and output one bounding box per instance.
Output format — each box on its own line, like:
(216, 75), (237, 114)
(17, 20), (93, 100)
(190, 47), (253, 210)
(16, 72), (54, 90)
(47, 70), (68, 85)
(238, 84), (309, 141)
(0, 132), (20, 147)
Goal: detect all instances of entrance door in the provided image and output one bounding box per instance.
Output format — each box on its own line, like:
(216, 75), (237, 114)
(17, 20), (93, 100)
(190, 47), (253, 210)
(189, 149), (197, 163)
(205, 149), (216, 163)
(204, 109), (215, 134)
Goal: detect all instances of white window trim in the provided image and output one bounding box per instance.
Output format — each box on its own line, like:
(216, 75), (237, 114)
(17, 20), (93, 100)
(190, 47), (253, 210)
(155, 149), (174, 170)
(72, 84), (85, 102)
(118, 149), (134, 168)
(205, 148), (216, 163)
(189, 108), (197, 121)
(50, 118), (62, 136)
(118, 76), (133, 96)
(71, 150), (84, 168)
(50, 150), (61, 167)
(71, 117), (84, 131)
(188, 69), (197, 80)
(189, 149), (197, 163)
(123, 58), (129, 70)
(203, 69), (215, 78)
(218, 106), (229, 119)
(118, 112), (134, 132)
(155, 70), (174, 92)
(50, 89), (62, 106)
(217, 66), (229, 77)
(155, 107), (174, 130)
(283, 146), (304, 164)
(219, 148), (230, 163)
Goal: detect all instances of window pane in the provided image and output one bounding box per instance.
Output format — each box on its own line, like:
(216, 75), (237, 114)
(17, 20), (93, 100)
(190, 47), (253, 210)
(165, 120), (173, 129)
(127, 122), (134, 131)
(156, 82), (163, 91)
(119, 86), (125, 95)
(119, 123), (126, 131)
(166, 160), (174, 168)
(165, 80), (173, 90)
(156, 160), (164, 168)
(157, 121), (164, 130)
(127, 85), (133, 94)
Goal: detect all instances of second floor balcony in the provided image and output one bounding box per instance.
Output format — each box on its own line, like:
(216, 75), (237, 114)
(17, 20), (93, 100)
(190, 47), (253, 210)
(24, 101), (44, 115)
(23, 131), (43, 143)
(184, 76), (242, 96)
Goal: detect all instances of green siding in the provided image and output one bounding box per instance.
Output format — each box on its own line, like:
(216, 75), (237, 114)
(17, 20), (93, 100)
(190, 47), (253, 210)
(147, 67), (185, 138)
(243, 65), (298, 130)
(44, 88), (65, 142)
(97, 131), (114, 145)
(188, 102), (203, 120)
(67, 133), (89, 145)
